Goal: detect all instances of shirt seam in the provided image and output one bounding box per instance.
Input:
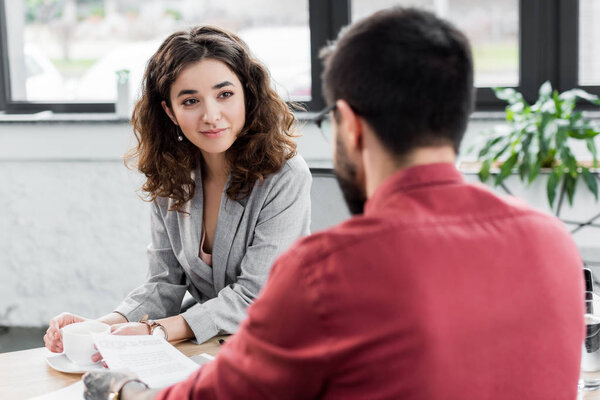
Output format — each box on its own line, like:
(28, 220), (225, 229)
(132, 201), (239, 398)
(297, 252), (335, 372)
(298, 209), (552, 267)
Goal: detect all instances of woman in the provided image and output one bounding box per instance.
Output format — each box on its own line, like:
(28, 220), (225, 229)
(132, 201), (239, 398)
(43, 26), (311, 355)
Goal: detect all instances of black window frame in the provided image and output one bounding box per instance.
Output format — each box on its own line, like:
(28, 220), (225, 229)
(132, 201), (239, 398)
(0, 0), (598, 114)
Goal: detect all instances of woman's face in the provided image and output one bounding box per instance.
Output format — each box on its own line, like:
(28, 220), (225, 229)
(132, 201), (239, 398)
(162, 58), (246, 155)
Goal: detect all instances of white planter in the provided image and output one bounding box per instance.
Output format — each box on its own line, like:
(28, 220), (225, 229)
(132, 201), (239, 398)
(115, 80), (130, 119)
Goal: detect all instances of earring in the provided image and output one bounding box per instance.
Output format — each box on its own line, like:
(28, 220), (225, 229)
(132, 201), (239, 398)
(177, 126), (184, 142)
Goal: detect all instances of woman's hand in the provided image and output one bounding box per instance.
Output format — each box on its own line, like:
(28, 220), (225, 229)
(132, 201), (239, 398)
(43, 312), (87, 353)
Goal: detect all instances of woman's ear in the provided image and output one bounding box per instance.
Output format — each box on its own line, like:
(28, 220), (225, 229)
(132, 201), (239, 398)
(161, 101), (178, 125)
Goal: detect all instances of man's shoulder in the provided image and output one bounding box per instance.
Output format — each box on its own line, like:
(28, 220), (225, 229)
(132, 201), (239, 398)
(282, 215), (386, 267)
(459, 180), (566, 228)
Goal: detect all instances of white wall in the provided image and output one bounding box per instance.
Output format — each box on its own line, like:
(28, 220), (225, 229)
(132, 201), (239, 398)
(0, 113), (598, 327)
(0, 117), (340, 327)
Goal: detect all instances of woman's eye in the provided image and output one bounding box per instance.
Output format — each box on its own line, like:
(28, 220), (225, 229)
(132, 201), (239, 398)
(182, 98), (198, 106)
(219, 91), (234, 99)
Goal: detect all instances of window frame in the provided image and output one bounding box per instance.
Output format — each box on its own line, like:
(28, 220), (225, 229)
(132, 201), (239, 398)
(0, 0), (598, 114)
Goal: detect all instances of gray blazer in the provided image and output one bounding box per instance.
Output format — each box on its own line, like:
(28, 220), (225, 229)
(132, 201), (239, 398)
(115, 155), (312, 343)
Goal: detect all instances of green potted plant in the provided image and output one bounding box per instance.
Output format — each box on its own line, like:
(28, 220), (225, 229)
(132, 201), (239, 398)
(476, 81), (600, 209)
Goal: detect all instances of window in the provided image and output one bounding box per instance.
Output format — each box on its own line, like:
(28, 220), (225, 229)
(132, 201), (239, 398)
(579, 0), (600, 86)
(352, 0), (519, 87)
(1, 0), (310, 112)
(0, 0), (598, 113)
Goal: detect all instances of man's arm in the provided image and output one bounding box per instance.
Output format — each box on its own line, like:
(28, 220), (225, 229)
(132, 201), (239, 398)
(155, 245), (331, 400)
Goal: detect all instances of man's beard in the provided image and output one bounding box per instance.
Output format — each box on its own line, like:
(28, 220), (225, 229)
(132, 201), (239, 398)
(334, 134), (367, 215)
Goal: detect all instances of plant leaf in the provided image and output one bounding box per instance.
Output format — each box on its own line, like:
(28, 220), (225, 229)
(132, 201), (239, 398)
(493, 87), (521, 104)
(506, 108), (514, 122)
(508, 101), (525, 114)
(495, 152), (518, 185)
(586, 138), (598, 169)
(567, 128), (600, 139)
(528, 158), (541, 184)
(478, 159), (492, 182)
(547, 169), (561, 207)
(564, 173), (577, 205)
(538, 81), (553, 99)
(553, 91), (562, 117)
(570, 89), (599, 104)
(581, 167), (599, 201)
(492, 142), (511, 161)
(478, 136), (503, 158)
(519, 159), (530, 181)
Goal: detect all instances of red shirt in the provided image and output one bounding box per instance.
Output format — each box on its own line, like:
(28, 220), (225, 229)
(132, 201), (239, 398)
(157, 163), (584, 400)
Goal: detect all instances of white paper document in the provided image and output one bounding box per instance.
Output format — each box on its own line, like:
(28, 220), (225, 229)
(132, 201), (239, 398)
(92, 334), (201, 388)
(29, 380), (84, 400)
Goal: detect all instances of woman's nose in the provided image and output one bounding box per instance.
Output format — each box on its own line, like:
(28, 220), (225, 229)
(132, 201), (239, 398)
(202, 101), (221, 124)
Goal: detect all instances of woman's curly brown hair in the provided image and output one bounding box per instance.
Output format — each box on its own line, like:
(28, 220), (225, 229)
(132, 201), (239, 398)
(126, 26), (298, 212)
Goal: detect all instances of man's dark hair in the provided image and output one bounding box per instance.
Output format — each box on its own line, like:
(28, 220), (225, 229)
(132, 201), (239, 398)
(321, 7), (474, 156)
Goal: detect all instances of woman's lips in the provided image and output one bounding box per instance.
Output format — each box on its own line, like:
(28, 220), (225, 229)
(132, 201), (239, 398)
(200, 128), (227, 138)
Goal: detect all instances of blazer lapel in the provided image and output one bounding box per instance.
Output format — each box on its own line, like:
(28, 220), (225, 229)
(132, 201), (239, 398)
(212, 181), (244, 292)
(186, 167), (204, 266)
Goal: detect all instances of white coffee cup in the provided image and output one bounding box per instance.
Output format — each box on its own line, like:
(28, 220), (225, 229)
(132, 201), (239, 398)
(61, 321), (110, 366)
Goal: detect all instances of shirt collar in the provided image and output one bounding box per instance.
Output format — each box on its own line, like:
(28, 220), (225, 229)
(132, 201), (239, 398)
(364, 162), (463, 215)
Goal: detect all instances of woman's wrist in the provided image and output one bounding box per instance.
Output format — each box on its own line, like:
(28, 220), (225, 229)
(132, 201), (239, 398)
(157, 315), (194, 342)
(98, 312), (128, 325)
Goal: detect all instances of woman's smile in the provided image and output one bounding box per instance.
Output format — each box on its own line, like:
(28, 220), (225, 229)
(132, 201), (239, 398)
(201, 128), (228, 138)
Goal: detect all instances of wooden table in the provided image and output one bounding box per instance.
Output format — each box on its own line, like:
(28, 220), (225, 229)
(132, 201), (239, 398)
(2, 337), (597, 399)
(0, 336), (225, 399)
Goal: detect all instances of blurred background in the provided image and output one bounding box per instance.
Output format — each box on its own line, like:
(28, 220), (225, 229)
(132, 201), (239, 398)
(6, 0), (525, 105)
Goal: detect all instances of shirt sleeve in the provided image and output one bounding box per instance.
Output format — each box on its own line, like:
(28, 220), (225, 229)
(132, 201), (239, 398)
(155, 246), (331, 400)
(114, 200), (188, 322)
(180, 162), (312, 343)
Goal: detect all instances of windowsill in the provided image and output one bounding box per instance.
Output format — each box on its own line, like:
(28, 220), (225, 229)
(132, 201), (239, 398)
(0, 110), (511, 124)
(2, 109), (598, 124)
(0, 111), (130, 124)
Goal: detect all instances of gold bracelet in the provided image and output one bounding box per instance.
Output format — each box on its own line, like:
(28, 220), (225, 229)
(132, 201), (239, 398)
(108, 378), (149, 400)
(138, 314), (151, 335)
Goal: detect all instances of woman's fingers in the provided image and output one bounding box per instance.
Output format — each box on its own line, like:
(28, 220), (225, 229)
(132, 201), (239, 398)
(43, 325), (63, 352)
(53, 312), (86, 328)
(45, 312), (87, 352)
(91, 351), (102, 363)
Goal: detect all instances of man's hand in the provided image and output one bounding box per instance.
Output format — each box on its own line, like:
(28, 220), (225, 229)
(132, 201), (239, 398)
(82, 370), (137, 400)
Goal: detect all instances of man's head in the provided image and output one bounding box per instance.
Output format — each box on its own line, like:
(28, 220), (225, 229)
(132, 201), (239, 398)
(320, 7), (474, 214)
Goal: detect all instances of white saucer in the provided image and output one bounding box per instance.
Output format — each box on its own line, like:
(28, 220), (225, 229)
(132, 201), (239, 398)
(46, 353), (106, 374)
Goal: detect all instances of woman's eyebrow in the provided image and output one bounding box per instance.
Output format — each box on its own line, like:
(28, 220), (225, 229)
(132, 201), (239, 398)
(212, 81), (234, 89)
(176, 89), (197, 97)
(176, 81), (234, 97)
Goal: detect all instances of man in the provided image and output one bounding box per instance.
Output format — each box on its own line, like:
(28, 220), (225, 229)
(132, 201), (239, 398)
(84, 7), (584, 400)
